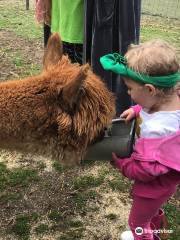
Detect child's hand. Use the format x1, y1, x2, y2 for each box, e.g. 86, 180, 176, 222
110, 152, 119, 168
177, 88, 180, 96
120, 108, 135, 121
176, 82, 180, 96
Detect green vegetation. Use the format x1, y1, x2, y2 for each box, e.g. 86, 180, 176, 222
35, 224, 49, 234
53, 161, 66, 173
8, 213, 39, 239
141, 15, 180, 48
72, 175, 104, 190
0, 3, 42, 39
12, 54, 25, 67
107, 168, 131, 193
0, 192, 22, 203
0, 1, 42, 79
11, 216, 31, 239
70, 174, 104, 212
105, 213, 118, 221
57, 228, 84, 240
0, 163, 39, 190
8, 168, 38, 187
164, 203, 180, 240
48, 211, 63, 222
67, 219, 83, 228
10, 214, 33, 239
72, 190, 98, 212
142, 0, 180, 19
18, 63, 41, 78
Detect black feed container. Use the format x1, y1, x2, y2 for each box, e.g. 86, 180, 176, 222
84, 118, 136, 161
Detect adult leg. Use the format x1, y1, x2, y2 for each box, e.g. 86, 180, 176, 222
73, 44, 83, 64
44, 23, 51, 47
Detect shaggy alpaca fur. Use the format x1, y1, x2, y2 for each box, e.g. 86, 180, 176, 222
0, 34, 115, 165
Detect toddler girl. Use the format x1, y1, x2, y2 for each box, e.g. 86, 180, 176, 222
100, 39, 180, 240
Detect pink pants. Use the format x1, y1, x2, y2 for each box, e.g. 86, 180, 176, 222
128, 195, 171, 240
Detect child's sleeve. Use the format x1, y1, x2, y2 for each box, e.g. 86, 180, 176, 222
131, 104, 142, 116
113, 154, 170, 182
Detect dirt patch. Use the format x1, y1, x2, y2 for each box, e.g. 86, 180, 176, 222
0, 29, 43, 81
0, 159, 130, 240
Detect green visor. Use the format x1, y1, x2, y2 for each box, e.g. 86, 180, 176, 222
100, 53, 180, 88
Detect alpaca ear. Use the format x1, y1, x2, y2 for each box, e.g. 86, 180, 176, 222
43, 33, 63, 70
62, 64, 89, 111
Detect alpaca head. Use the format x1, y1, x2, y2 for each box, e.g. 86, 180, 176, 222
43, 33, 115, 164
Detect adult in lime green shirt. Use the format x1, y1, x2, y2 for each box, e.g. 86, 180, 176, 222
51, 0, 84, 64
51, 0, 84, 44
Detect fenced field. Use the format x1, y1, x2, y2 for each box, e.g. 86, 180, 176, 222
0, 1, 180, 240
142, 0, 180, 19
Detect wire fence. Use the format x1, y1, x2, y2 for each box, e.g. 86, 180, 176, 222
6, 0, 180, 20
142, 0, 180, 19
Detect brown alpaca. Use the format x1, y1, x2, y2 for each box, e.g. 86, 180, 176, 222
0, 33, 115, 165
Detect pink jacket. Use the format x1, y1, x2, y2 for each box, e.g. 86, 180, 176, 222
114, 105, 180, 199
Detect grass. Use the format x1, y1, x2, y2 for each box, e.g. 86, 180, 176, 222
10, 215, 31, 239
71, 174, 104, 212
57, 229, 84, 240
72, 190, 99, 212
11, 53, 41, 77
72, 175, 104, 190
142, 0, 180, 19
105, 213, 118, 221
141, 15, 180, 48
52, 161, 68, 173
164, 203, 180, 240
8, 213, 39, 239
106, 167, 132, 193
8, 168, 39, 187
0, 46, 42, 79
12, 54, 25, 67
35, 213, 84, 239
20, 63, 42, 78
48, 211, 63, 222
0, 192, 22, 203
0, 2, 42, 40
0, 1, 42, 79
35, 224, 49, 234
108, 178, 130, 192
0, 162, 39, 191
67, 219, 84, 228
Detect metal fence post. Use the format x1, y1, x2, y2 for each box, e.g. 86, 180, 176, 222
26, 0, 29, 10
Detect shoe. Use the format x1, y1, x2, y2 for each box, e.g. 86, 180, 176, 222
151, 208, 169, 240
154, 234, 161, 240
120, 231, 134, 240
151, 209, 167, 230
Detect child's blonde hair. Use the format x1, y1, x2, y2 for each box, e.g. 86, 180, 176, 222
125, 39, 179, 79
125, 39, 180, 100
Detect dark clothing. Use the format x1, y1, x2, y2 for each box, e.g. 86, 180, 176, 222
44, 23, 51, 47
43, 25, 83, 64
63, 42, 83, 65
83, 0, 141, 115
